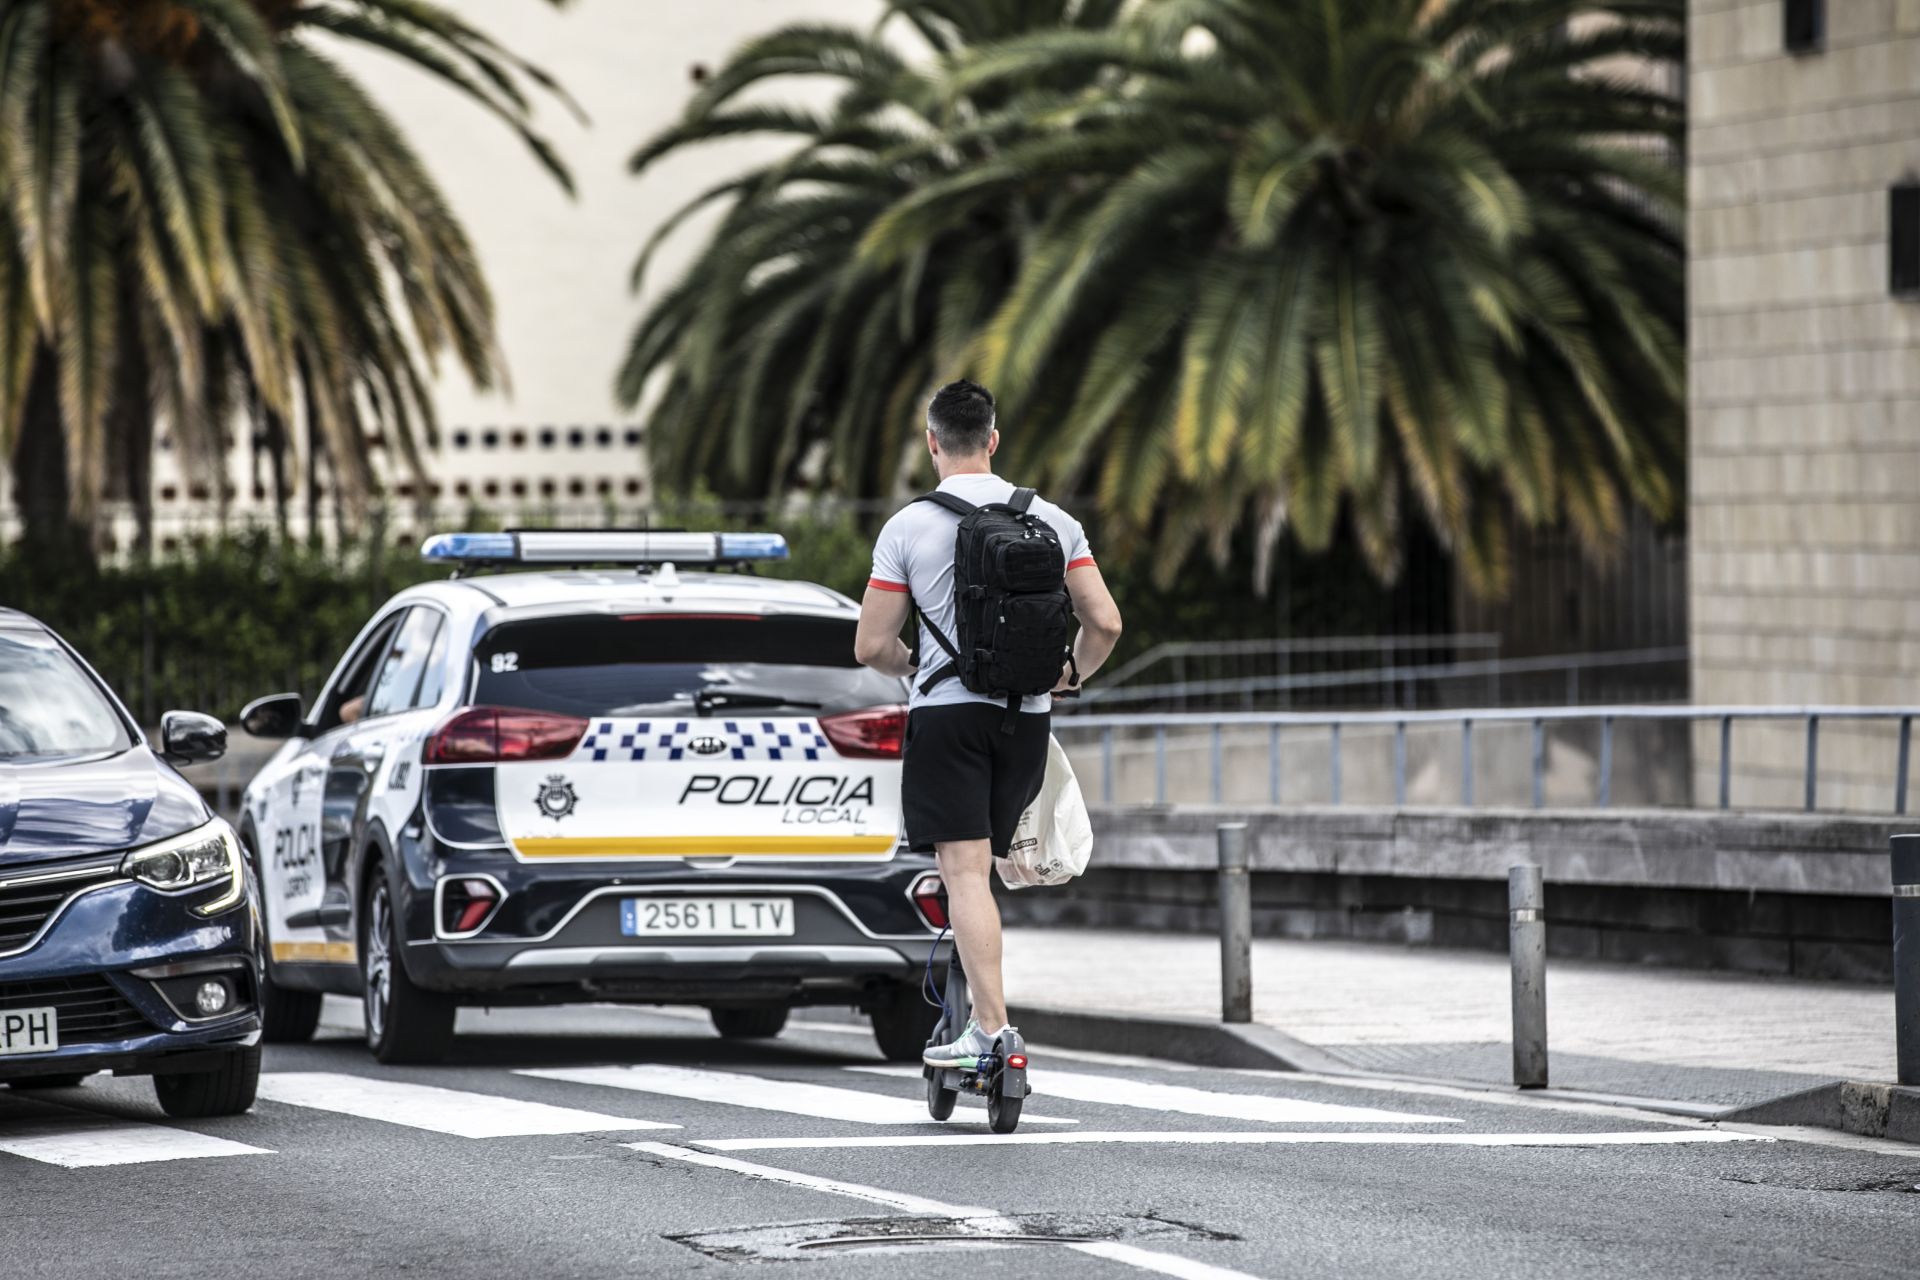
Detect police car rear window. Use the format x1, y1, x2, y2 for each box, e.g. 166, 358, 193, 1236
471, 614, 900, 718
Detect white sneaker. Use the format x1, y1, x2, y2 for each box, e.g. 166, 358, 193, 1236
922, 1017, 1003, 1069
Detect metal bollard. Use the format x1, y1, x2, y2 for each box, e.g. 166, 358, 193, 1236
1509, 864, 1548, 1089
1218, 823, 1252, 1024
1894, 835, 1920, 1085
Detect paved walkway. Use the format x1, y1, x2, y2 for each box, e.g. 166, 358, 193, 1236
1003, 928, 1896, 1107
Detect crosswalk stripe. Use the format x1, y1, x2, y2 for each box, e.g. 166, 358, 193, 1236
0, 1114, 271, 1168
255, 1072, 679, 1138
846, 1064, 1456, 1125
518, 1064, 1072, 1126
693, 1128, 1773, 1152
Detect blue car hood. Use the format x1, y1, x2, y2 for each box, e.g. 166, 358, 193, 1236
0, 747, 208, 867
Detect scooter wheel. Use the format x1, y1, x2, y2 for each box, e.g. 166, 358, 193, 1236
987, 1085, 1022, 1134
926, 1069, 957, 1121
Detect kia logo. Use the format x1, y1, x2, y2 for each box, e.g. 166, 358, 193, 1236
689, 735, 727, 756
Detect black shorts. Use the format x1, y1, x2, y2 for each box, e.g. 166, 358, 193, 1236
902, 704, 1050, 860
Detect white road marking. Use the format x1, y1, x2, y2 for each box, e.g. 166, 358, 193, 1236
255, 1072, 678, 1138
694, 1128, 1773, 1151
628, 1141, 993, 1216
628, 1141, 1262, 1280
848, 1064, 1456, 1125
0, 1115, 271, 1168
518, 1063, 1073, 1125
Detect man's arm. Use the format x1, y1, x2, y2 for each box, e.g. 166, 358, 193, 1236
1059, 563, 1122, 691
854, 586, 917, 679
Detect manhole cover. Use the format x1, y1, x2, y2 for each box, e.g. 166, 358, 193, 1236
669, 1212, 1235, 1262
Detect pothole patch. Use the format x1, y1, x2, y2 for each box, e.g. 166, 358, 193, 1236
668, 1212, 1236, 1262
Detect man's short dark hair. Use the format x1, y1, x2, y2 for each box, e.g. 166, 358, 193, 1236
926, 380, 996, 455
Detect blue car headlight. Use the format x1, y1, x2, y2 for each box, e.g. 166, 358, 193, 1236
120, 819, 245, 917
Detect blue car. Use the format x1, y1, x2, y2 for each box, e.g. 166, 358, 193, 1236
0, 609, 262, 1117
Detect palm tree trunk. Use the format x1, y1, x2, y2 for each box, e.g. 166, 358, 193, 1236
11, 347, 88, 561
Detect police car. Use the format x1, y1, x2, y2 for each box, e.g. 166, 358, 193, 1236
236, 531, 948, 1064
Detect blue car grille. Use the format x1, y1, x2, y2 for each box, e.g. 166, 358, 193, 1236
0, 976, 153, 1044
0, 867, 122, 953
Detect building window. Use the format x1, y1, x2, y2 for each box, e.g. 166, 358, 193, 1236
451, 430, 470, 449
483, 480, 500, 497
1784, 0, 1823, 53
567, 428, 585, 448
624, 479, 643, 496
538, 428, 556, 448
594, 427, 613, 447
509, 429, 527, 448
1893, 182, 1920, 298
568, 479, 585, 497
510, 480, 527, 497
540, 479, 556, 498
623, 428, 643, 447
481, 430, 500, 449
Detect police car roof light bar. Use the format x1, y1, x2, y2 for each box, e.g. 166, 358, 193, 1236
419, 530, 790, 570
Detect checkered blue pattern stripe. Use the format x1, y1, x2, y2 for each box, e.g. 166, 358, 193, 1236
575, 718, 832, 763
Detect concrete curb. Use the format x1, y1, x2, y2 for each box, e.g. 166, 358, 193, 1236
1722, 1081, 1920, 1143
1009, 1003, 1920, 1142
1006, 1005, 1354, 1075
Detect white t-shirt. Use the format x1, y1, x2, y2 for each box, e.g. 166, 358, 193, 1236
869, 473, 1094, 713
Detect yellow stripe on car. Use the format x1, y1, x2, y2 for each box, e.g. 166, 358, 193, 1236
512, 835, 898, 858
271, 940, 357, 964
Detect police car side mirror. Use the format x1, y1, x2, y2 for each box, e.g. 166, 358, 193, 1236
240, 692, 307, 740
159, 711, 227, 766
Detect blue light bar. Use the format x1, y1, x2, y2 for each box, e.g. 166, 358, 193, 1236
717, 532, 790, 562
419, 531, 790, 567
421, 532, 516, 562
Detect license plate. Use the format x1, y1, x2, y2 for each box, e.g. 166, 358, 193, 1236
620, 898, 794, 937
0, 1007, 58, 1055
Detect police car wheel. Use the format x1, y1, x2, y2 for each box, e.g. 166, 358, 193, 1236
709, 1005, 789, 1040
8, 1074, 89, 1089
241, 827, 323, 1044
153, 1045, 260, 1119
361, 872, 456, 1065
870, 985, 941, 1063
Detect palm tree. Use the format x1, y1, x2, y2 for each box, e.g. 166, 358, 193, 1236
865, 0, 1685, 591
0, 0, 575, 553
618, 0, 1124, 503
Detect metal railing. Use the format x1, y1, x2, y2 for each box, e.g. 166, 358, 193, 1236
1053, 705, 1920, 815
1081, 645, 1689, 711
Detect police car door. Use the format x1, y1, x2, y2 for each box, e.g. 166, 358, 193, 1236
263, 610, 406, 965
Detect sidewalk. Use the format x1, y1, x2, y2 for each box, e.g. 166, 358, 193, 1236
1003, 928, 1896, 1109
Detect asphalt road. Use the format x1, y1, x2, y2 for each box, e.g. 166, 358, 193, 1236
0, 1002, 1915, 1279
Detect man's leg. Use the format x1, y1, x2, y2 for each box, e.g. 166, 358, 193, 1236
934, 836, 1007, 1032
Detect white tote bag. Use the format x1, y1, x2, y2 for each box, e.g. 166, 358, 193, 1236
997, 735, 1094, 890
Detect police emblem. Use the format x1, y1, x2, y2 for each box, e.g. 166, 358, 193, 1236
534, 774, 578, 821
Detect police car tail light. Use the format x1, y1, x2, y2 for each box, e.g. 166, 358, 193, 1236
424, 706, 587, 764
819, 705, 907, 759
441, 877, 502, 937
908, 872, 947, 930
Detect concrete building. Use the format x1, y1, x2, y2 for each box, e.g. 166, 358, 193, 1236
1688, 0, 1920, 810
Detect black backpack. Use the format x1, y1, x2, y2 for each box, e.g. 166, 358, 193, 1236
911, 487, 1076, 729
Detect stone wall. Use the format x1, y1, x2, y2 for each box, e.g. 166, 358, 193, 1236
994, 805, 1900, 981
1688, 0, 1920, 811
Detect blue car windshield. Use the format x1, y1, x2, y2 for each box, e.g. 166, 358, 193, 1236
0, 631, 131, 760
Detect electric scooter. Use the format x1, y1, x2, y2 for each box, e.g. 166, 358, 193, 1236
923, 948, 1030, 1133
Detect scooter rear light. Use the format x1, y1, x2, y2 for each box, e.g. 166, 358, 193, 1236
424, 706, 587, 764
908, 872, 947, 930
820, 705, 907, 759
1007, 1054, 1027, 1070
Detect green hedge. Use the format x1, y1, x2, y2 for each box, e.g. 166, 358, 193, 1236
0, 510, 1431, 724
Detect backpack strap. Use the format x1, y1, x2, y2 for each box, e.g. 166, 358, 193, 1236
913, 490, 977, 518
912, 604, 962, 696
1008, 487, 1036, 513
